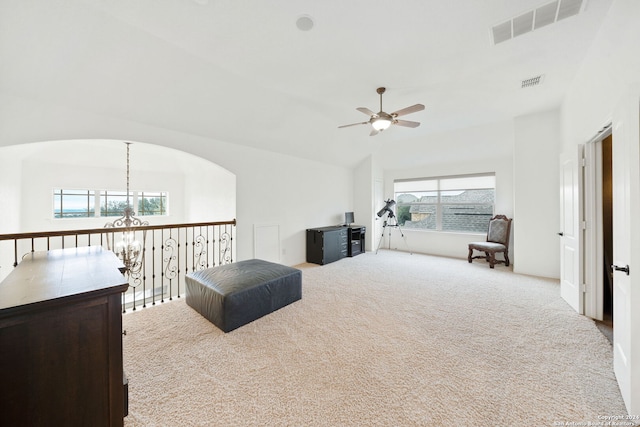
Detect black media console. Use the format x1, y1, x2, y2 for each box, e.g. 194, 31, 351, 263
306, 225, 366, 265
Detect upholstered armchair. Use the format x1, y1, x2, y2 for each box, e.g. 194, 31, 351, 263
468, 215, 512, 269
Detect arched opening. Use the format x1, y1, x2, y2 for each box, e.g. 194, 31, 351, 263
0, 139, 236, 234
0, 139, 236, 284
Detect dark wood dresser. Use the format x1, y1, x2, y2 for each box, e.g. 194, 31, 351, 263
0, 246, 129, 427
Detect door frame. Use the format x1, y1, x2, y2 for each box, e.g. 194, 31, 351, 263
583, 123, 612, 320
580, 95, 640, 414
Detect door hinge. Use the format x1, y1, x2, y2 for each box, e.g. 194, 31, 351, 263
581, 283, 587, 293
582, 221, 587, 230
581, 157, 586, 167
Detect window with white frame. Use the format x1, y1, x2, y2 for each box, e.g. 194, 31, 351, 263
100, 190, 131, 217
53, 189, 96, 218
393, 174, 495, 233
53, 189, 168, 219
137, 192, 167, 216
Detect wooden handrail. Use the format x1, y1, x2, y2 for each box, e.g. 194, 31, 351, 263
0, 219, 236, 241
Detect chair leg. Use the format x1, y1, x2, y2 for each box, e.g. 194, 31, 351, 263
504, 252, 510, 267
489, 252, 496, 268
468, 247, 473, 263
484, 252, 490, 262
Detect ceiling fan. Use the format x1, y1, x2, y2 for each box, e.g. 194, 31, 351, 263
338, 87, 425, 136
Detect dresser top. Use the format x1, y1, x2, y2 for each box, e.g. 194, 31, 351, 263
307, 225, 365, 232
0, 246, 129, 312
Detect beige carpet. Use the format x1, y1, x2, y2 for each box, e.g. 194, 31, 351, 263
122, 250, 627, 426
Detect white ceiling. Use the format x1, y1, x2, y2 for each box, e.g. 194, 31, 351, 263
0, 0, 613, 168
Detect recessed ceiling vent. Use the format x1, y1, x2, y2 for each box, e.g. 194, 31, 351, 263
492, 0, 583, 45
522, 75, 545, 88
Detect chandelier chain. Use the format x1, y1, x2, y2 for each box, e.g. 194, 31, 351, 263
126, 142, 131, 208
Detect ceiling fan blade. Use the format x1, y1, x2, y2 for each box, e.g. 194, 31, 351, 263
391, 104, 425, 117
394, 119, 421, 128
369, 129, 379, 137
338, 121, 369, 129
356, 107, 376, 116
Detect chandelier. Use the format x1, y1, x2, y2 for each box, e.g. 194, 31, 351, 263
104, 142, 148, 278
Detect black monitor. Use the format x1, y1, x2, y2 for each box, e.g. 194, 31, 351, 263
345, 211, 354, 226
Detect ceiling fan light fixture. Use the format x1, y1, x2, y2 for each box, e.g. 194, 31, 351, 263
372, 118, 392, 131
338, 87, 424, 135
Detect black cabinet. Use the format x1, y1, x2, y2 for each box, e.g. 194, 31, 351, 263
306, 226, 366, 265
306, 226, 348, 265
348, 226, 366, 257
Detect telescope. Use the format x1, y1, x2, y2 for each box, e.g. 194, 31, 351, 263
377, 199, 396, 218
375, 198, 411, 254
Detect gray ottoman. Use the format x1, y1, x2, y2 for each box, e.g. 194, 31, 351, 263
185, 259, 302, 332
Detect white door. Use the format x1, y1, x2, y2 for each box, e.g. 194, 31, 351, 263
559, 146, 584, 313
612, 96, 640, 413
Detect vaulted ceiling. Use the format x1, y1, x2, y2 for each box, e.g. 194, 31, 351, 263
0, 0, 613, 168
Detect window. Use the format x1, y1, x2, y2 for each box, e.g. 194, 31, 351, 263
54, 189, 168, 218
138, 192, 167, 216
53, 189, 96, 218
100, 190, 131, 217
393, 174, 495, 233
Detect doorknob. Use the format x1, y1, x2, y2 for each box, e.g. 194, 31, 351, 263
612, 264, 630, 275
557, 232, 564, 236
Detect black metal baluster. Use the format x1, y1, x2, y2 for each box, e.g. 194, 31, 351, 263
152, 229, 157, 306
13, 240, 18, 267
162, 229, 167, 304
191, 226, 195, 274
206, 226, 211, 268
174, 229, 181, 301
158, 229, 164, 305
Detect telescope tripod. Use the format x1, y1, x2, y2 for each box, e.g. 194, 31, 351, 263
375, 213, 412, 254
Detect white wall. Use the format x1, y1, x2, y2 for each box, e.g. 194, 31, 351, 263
209, 140, 352, 265
0, 139, 239, 280
353, 155, 385, 253
561, 0, 640, 152
513, 110, 561, 278
0, 96, 352, 267
560, 0, 640, 413
382, 120, 515, 260
0, 145, 24, 234
0, 139, 238, 232
20, 160, 186, 231
183, 164, 236, 224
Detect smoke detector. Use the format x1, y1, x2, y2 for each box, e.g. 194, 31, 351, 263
296, 15, 315, 31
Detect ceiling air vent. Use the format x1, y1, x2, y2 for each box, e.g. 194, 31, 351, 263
513, 11, 535, 37
492, 21, 512, 44
522, 75, 545, 88
557, 0, 583, 21
491, 0, 583, 45
534, 1, 559, 29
